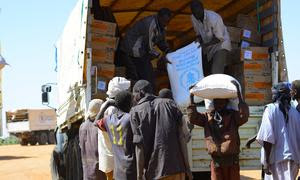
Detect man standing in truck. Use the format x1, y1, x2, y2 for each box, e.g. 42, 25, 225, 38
190, 0, 231, 76
120, 8, 172, 88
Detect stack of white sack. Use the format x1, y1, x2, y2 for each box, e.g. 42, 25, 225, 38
190, 74, 242, 111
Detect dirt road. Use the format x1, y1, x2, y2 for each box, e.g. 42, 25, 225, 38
0, 144, 263, 179
0, 144, 54, 180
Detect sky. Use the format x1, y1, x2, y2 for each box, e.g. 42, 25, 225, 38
0, 1, 299, 136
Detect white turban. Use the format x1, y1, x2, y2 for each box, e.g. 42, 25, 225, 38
106, 77, 131, 98
86, 99, 103, 120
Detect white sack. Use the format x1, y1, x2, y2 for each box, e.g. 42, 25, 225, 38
190, 74, 240, 99
204, 98, 239, 111
167, 42, 204, 107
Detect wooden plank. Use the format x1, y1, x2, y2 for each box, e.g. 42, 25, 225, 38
111, 0, 149, 11
120, 0, 154, 34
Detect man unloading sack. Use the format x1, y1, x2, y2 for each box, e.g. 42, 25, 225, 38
190, 0, 231, 76
120, 8, 172, 88
187, 81, 249, 180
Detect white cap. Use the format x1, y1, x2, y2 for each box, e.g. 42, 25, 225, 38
107, 77, 131, 98
86, 99, 103, 120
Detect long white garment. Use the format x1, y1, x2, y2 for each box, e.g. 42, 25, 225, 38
98, 105, 117, 173
191, 10, 231, 61
264, 160, 299, 180
256, 103, 300, 179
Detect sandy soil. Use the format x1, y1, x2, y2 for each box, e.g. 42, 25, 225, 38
0, 144, 284, 180
0, 144, 54, 180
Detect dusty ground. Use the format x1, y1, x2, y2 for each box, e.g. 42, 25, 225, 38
0, 144, 274, 180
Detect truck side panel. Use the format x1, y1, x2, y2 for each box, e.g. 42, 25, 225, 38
28, 109, 56, 131
7, 121, 30, 133
56, 0, 89, 127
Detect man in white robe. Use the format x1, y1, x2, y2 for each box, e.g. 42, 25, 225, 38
256, 82, 300, 180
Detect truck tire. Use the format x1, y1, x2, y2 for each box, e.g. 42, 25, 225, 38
20, 139, 28, 146
38, 132, 48, 145
29, 137, 37, 145
48, 131, 55, 144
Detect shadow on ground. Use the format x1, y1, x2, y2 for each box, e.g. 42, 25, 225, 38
0, 156, 31, 160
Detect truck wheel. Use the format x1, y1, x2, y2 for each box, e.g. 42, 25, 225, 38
38, 132, 48, 145
20, 139, 28, 146
29, 138, 37, 145
48, 131, 55, 144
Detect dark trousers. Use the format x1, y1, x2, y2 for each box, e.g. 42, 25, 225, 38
210, 161, 240, 180
202, 49, 229, 76
121, 51, 155, 90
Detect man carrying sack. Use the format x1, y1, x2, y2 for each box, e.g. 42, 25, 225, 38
187, 77, 249, 180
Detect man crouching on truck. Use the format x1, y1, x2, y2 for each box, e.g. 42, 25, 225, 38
120, 8, 172, 88
187, 81, 249, 180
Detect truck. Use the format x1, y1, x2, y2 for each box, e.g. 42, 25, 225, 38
6, 109, 56, 145
50, 0, 287, 174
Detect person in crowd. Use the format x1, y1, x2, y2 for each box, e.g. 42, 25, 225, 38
97, 77, 131, 180
120, 8, 172, 88
158, 88, 174, 99
97, 91, 136, 180
79, 99, 106, 180
256, 82, 300, 180
190, 0, 231, 76
291, 80, 300, 111
50, 127, 66, 180
130, 80, 187, 180
158, 88, 193, 180
187, 81, 249, 180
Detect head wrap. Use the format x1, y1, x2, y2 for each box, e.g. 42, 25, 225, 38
133, 80, 153, 94
158, 88, 173, 100
271, 82, 291, 123
106, 77, 131, 98
86, 99, 103, 120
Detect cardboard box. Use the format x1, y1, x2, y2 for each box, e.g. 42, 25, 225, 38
227, 26, 242, 43
240, 40, 260, 49
241, 47, 269, 61
241, 29, 261, 44
236, 14, 258, 32
245, 75, 272, 89
115, 66, 126, 77
90, 19, 116, 37
245, 89, 272, 106
93, 63, 115, 79
92, 47, 115, 64
243, 59, 271, 75
244, 74, 272, 83
90, 36, 118, 50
